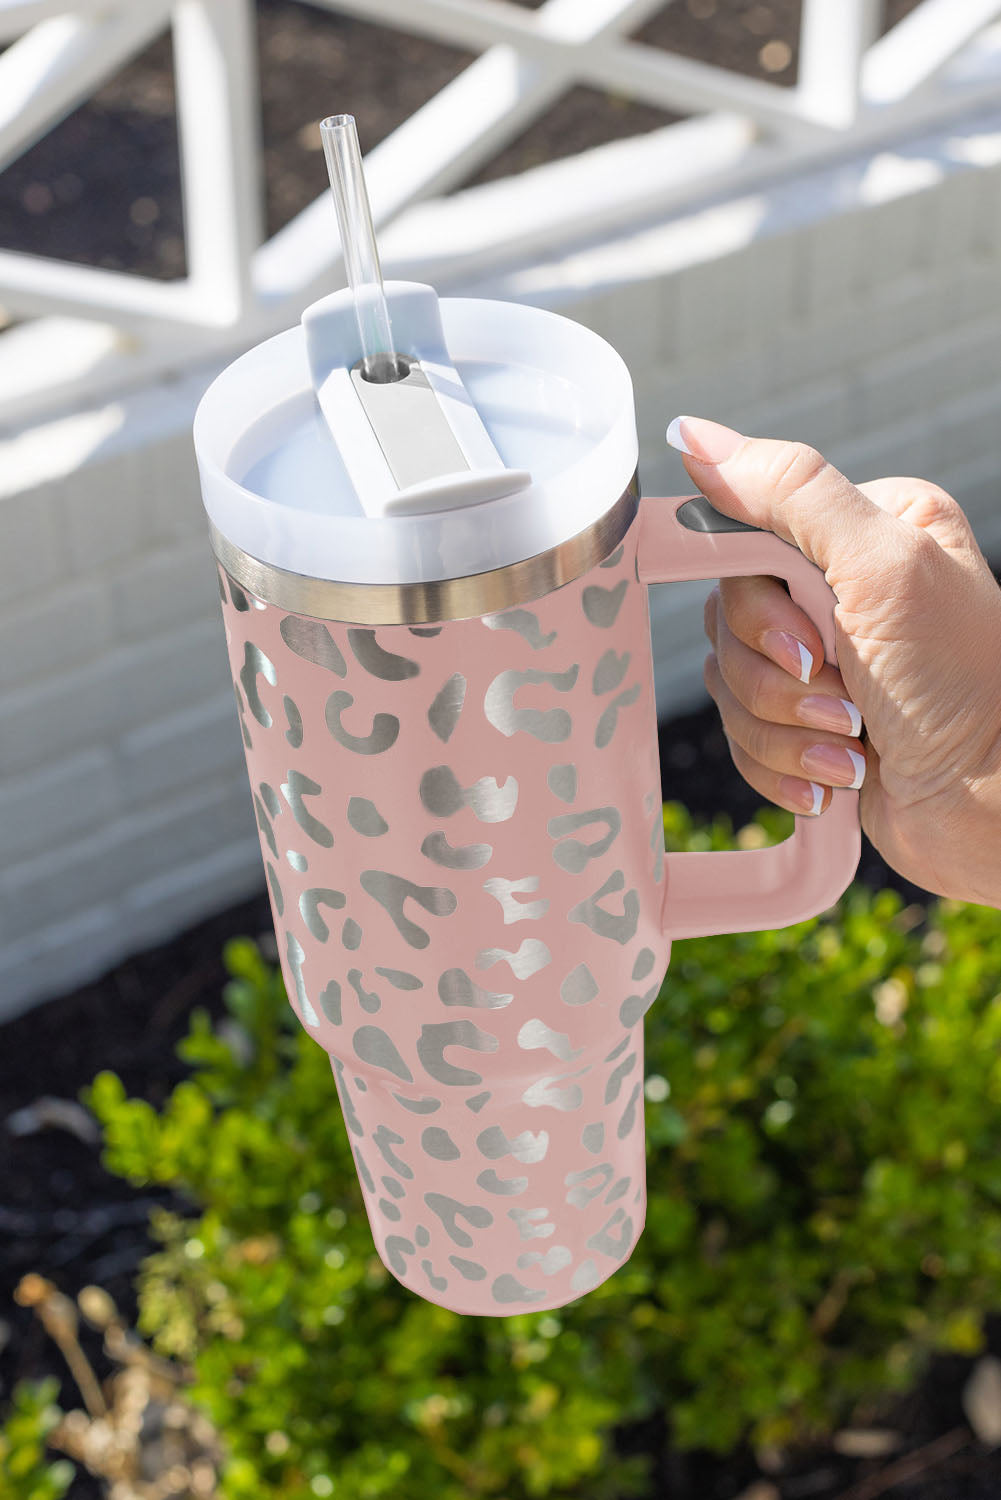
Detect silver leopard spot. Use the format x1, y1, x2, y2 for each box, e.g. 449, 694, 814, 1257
352, 1026, 414, 1083
587, 1207, 634, 1260
417, 1020, 499, 1087
595, 683, 641, 749
254, 795, 278, 857
476, 1126, 549, 1165
484, 666, 579, 742
605, 1052, 637, 1104
422, 1259, 448, 1292
581, 1122, 604, 1154
421, 831, 493, 870
332, 1057, 364, 1137
618, 1082, 642, 1140
348, 628, 419, 680
239, 642, 276, 727
466, 775, 519, 823
372, 1123, 414, 1179
517, 1245, 572, 1275
228, 577, 250, 611
379, 1198, 402, 1221
561, 963, 598, 1007
599, 544, 624, 570
376, 967, 423, 991
482, 608, 557, 650
233, 682, 253, 750
424, 1192, 493, 1247
427, 673, 466, 743
566, 1163, 614, 1208
439, 969, 512, 1010
477, 1168, 527, 1196
266, 863, 284, 917
570, 1258, 600, 1293
285, 932, 318, 1027
298, 887, 346, 943
280, 616, 346, 674
259, 782, 280, 817
449, 1255, 487, 1281
548, 807, 622, 873
592, 649, 630, 695
421, 1126, 461, 1161
414, 1223, 430, 1246
650, 808, 665, 882
284, 695, 303, 749
521, 1070, 588, 1112
360, 870, 456, 949
281, 770, 335, 848
475, 938, 551, 980
605, 1034, 631, 1064
419, 766, 464, 818
347, 797, 389, 837
392, 1094, 441, 1114
632, 947, 656, 981
569, 870, 639, 945
508, 1206, 555, 1240
620, 981, 660, 1028
517, 1019, 582, 1062
465, 1091, 491, 1113
319, 980, 341, 1025
483, 875, 548, 924
286, 849, 308, 873
582, 578, 627, 628
492, 1274, 546, 1305
326, 691, 400, 755
342, 918, 363, 951
383, 1235, 415, 1276
606, 1176, 631, 1204
409, 626, 442, 637
547, 763, 577, 804
348, 969, 380, 1014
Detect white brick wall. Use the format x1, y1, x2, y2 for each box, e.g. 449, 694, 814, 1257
3, 114, 1001, 1018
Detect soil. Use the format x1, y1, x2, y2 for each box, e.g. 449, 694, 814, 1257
1, 1, 993, 1495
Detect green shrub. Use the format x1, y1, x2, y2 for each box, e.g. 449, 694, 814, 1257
9, 799, 1001, 1498
0, 1380, 73, 1500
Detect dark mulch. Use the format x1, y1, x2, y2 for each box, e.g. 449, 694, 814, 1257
4, 693, 1001, 1500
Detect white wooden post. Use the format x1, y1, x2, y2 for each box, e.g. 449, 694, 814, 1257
173, 0, 264, 323
798, 0, 881, 128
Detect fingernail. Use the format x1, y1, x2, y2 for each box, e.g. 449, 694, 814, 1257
666, 416, 745, 463
763, 629, 814, 684
801, 744, 867, 789
780, 777, 827, 815
797, 694, 863, 737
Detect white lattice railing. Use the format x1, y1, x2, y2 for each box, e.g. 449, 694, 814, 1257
2, 0, 1001, 430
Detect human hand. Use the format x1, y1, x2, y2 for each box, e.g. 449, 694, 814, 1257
666, 416, 1001, 907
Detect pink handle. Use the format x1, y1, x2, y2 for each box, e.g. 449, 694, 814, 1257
638, 494, 861, 940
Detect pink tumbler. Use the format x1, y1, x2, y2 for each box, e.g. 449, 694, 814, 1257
193, 119, 860, 1315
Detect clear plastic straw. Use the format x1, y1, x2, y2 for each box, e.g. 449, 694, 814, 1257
320, 114, 404, 383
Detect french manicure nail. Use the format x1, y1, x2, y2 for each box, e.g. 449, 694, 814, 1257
781, 777, 826, 815
666, 415, 745, 463
797, 694, 863, 737
763, 629, 814, 684
801, 744, 867, 789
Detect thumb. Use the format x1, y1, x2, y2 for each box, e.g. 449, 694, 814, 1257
665, 416, 917, 594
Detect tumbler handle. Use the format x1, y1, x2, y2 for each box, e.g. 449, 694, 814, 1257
637, 494, 861, 941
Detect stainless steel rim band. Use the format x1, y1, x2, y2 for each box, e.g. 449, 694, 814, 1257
209, 480, 638, 625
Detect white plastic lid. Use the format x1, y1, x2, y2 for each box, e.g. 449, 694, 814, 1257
193, 283, 638, 586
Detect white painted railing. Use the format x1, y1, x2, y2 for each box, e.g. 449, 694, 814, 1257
2, 0, 1001, 430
